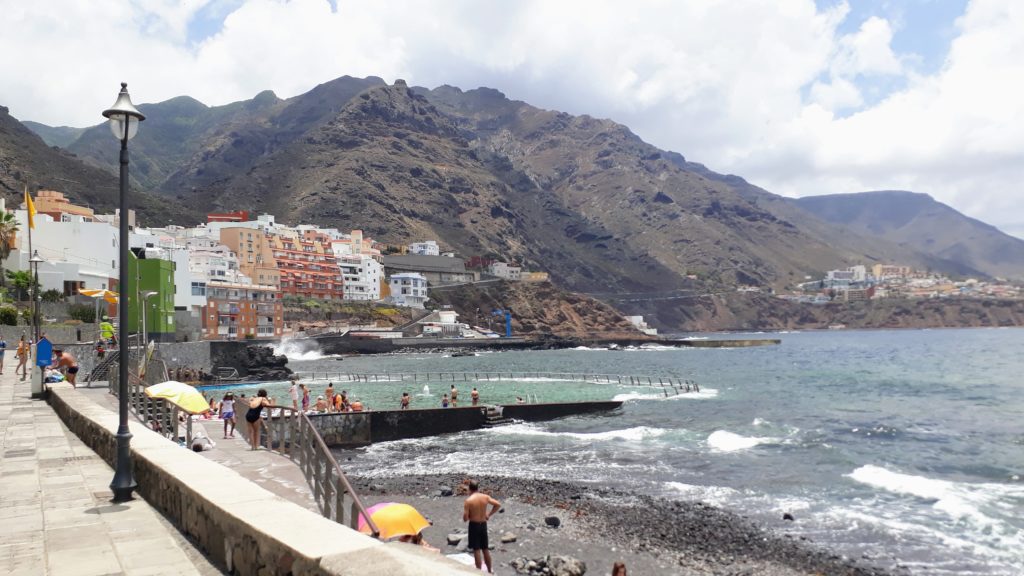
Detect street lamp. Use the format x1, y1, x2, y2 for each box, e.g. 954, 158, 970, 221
140, 290, 158, 346
29, 251, 44, 345
103, 82, 145, 503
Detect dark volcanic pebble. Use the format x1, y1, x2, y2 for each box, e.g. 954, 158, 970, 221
350, 473, 893, 576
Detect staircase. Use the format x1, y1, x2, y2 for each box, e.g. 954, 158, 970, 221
481, 406, 513, 428
86, 351, 120, 383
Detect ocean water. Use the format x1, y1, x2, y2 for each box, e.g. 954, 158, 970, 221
241, 329, 1024, 575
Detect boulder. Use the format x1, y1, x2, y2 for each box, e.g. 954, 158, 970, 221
500, 531, 517, 543
447, 532, 465, 546
544, 516, 561, 528
548, 555, 586, 576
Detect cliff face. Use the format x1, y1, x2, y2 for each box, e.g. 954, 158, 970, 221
615, 293, 1024, 332
428, 280, 646, 339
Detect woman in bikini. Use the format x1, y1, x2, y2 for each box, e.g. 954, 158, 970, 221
245, 389, 273, 450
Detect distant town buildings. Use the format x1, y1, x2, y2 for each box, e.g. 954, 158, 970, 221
407, 240, 440, 256
388, 273, 428, 308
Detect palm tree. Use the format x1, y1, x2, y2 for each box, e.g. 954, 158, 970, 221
0, 211, 19, 288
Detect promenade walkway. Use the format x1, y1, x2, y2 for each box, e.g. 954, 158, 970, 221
0, 369, 221, 576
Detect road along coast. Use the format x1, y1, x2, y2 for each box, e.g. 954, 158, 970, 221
348, 473, 897, 576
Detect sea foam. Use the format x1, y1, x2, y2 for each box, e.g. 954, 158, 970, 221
707, 430, 776, 452
487, 422, 668, 442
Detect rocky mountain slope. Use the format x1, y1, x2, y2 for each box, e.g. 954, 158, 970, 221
796, 191, 1024, 280
428, 280, 646, 339
0, 105, 190, 223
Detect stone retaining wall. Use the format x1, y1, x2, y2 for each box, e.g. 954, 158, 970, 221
46, 383, 479, 575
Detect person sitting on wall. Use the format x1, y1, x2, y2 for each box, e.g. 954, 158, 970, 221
350, 399, 364, 412
314, 396, 328, 412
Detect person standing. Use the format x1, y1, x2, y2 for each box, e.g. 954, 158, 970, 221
300, 383, 310, 412
0, 336, 6, 374
288, 379, 299, 410
471, 387, 480, 406
325, 382, 336, 412
400, 392, 410, 409
463, 480, 501, 573
15, 336, 29, 380
52, 349, 79, 387
220, 393, 236, 438
450, 384, 459, 407
245, 389, 273, 450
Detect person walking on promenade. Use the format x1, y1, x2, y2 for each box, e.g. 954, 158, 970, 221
15, 336, 29, 380
0, 336, 6, 374
450, 384, 459, 407
471, 387, 480, 406
300, 383, 310, 411
463, 480, 501, 573
401, 392, 410, 409
245, 389, 273, 450
220, 393, 236, 438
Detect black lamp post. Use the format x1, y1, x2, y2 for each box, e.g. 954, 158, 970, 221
29, 251, 44, 344
103, 82, 145, 503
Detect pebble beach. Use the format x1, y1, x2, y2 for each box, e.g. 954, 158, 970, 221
349, 473, 895, 576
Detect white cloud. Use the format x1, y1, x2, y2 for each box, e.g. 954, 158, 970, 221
0, 0, 1021, 237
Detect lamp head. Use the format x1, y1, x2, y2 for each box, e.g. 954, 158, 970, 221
102, 82, 145, 141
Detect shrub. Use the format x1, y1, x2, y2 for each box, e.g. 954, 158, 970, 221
67, 303, 96, 323
41, 289, 64, 303
0, 306, 18, 326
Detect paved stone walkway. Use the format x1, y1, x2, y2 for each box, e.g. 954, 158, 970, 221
0, 369, 222, 576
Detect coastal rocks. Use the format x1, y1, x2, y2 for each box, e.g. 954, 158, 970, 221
783, 513, 795, 521
510, 555, 586, 576
243, 346, 293, 380
438, 486, 454, 497
447, 530, 466, 545
501, 531, 517, 543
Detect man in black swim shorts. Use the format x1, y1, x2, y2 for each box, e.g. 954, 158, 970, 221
462, 479, 502, 573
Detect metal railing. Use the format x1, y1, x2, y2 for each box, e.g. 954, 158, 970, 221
292, 371, 700, 397
246, 405, 379, 536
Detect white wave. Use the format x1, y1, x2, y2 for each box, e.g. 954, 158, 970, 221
273, 337, 335, 361
848, 465, 1024, 525
752, 417, 769, 426
664, 481, 738, 505
612, 392, 664, 402
707, 430, 776, 452
668, 387, 718, 400
485, 422, 668, 442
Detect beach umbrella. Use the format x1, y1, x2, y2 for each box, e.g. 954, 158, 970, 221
357, 502, 430, 540
79, 289, 119, 326
79, 288, 119, 303
144, 380, 209, 414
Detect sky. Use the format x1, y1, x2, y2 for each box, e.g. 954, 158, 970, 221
2, 0, 1023, 238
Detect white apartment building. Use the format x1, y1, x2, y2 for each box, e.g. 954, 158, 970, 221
6, 210, 118, 294
338, 254, 382, 301
488, 262, 522, 281
332, 229, 380, 257
407, 240, 440, 256
388, 273, 428, 309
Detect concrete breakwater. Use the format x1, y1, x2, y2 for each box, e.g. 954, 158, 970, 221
241, 401, 624, 448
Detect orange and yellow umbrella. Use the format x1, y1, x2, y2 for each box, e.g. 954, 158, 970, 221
79, 288, 119, 304
145, 381, 210, 414
357, 502, 430, 540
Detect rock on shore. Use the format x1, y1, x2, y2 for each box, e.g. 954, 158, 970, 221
350, 474, 894, 576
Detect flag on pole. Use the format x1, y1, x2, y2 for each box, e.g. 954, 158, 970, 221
24, 186, 36, 229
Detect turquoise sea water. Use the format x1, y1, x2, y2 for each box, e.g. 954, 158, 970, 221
215, 329, 1024, 575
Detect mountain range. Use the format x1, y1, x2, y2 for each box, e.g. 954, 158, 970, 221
4, 75, 1022, 328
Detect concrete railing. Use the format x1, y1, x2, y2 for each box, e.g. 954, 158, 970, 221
46, 383, 480, 575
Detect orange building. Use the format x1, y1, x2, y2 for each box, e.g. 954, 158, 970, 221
270, 233, 344, 300
34, 190, 95, 221
218, 228, 281, 289
201, 281, 283, 340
